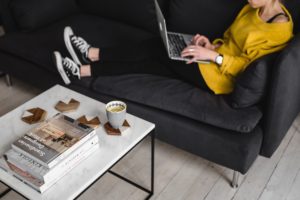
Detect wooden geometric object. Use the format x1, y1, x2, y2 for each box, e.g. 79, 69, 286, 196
21, 107, 47, 124
77, 115, 101, 129
55, 98, 80, 113
104, 120, 130, 136
123, 120, 130, 127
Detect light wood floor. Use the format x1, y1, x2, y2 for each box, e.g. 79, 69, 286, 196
0, 78, 300, 200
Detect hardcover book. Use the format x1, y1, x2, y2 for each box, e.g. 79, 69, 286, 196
12, 113, 96, 168
6, 135, 99, 183
0, 143, 99, 193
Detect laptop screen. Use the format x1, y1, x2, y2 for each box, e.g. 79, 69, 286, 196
154, 0, 170, 53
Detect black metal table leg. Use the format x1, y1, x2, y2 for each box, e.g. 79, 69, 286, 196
108, 129, 155, 200
147, 129, 155, 199
0, 180, 29, 199
0, 187, 11, 198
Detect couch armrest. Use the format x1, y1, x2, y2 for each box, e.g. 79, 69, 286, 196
261, 33, 300, 157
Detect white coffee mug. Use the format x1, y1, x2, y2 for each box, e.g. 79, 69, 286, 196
106, 101, 127, 129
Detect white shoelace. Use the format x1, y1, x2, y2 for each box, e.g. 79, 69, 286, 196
71, 36, 90, 57
63, 58, 80, 78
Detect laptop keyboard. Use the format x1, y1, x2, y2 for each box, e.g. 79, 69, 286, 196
168, 33, 187, 57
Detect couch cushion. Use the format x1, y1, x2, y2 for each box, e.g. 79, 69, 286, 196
0, 14, 154, 78
167, 0, 246, 40
92, 74, 262, 133
76, 0, 157, 33
77, 84, 263, 173
9, 0, 78, 31
230, 53, 278, 109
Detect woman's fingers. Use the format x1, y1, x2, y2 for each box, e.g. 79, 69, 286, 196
193, 34, 201, 39
181, 48, 197, 57
186, 60, 193, 64
195, 38, 205, 46
181, 52, 195, 58
186, 57, 198, 64
181, 45, 210, 63
181, 49, 199, 61
195, 36, 209, 46
193, 35, 201, 45
182, 45, 198, 51
191, 34, 201, 44
182, 45, 200, 53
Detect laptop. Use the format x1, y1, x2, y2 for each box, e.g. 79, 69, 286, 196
154, 0, 209, 63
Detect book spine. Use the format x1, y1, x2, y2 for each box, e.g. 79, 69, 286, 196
0, 158, 43, 192
6, 150, 46, 181
11, 144, 49, 168
7, 135, 99, 183
42, 135, 99, 183
0, 144, 99, 193
47, 129, 97, 168
39, 144, 100, 193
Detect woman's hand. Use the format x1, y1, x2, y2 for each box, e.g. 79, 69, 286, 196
181, 45, 219, 64
213, 43, 222, 50
191, 34, 215, 50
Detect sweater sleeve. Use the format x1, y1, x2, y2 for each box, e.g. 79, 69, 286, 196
220, 41, 289, 76
219, 53, 250, 76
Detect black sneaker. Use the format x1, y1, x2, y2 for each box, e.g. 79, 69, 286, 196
53, 51, 80, 85
64, 26, 91, 65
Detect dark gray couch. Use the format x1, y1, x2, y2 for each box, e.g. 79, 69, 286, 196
0, 0, 300, 186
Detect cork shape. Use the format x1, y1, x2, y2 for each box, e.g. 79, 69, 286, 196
21, 107, 47, 124
77, 115, 101, 129
55, 98, 80, 113
104, 120, 130, 136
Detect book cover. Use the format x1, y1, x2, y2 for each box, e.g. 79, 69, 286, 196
12, 113, 96, 168
0, 143, 99, 193
6, 135, 99, 183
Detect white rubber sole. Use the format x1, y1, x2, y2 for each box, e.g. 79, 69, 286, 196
64, 26, 82, 65
54, 51, 71, 85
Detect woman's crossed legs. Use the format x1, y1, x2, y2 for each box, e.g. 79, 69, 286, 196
53, 26, 210, 91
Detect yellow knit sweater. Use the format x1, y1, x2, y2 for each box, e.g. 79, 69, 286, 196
198, 3, 294, 94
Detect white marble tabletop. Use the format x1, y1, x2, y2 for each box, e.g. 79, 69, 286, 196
0, 85, 155, 200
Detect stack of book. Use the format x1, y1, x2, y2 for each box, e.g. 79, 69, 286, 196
0, 113, 99, 193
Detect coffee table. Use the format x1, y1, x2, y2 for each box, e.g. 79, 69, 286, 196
0, 85, 155, 200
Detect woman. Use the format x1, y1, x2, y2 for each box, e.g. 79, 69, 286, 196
54, 0, 293, 94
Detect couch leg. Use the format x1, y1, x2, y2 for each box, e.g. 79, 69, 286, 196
5, 74, 12, 87
231, 171, 239, 188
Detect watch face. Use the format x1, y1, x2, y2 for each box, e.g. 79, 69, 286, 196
216, 55, 223, 65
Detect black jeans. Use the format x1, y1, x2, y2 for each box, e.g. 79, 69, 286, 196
91, 37, 210, 91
